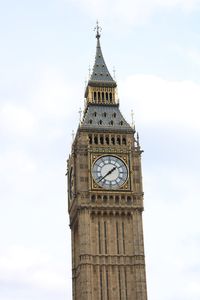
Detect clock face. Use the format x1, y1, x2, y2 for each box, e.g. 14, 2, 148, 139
92, 155, 128, 189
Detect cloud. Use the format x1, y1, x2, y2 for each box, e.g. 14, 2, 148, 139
30, 67, 81, 142
32, 67, 78, 119
0, 66, 81, 143
117, 74, 200, 300
119, 74, 200, 130
144, 165, 200, 300
0, 245, 66, 292
0, 150, 37, 189
67, 0, 200, 25
0, 104, 37, 137
179, 47, 200, 66
186, 48, 200, 65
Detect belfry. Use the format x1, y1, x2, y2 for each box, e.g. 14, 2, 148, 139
67, 24, 148, 300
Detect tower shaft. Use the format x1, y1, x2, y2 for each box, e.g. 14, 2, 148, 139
67, 27, 148, 300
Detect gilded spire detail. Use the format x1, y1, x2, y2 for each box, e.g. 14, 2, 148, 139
94, 20, 102, 39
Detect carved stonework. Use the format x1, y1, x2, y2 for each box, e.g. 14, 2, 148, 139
67, 28, 147, 300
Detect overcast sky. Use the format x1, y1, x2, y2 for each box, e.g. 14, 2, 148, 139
0, 0, 200, 299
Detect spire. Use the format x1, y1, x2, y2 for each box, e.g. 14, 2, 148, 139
95, 20, 101, 39
88, 22, 116, 88
84, 23, 118, 105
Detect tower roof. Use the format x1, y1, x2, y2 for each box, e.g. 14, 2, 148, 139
87, 25, 117, 89
80, 104, 133, 133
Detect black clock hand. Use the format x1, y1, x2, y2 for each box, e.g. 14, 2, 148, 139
98, 166, 116, 183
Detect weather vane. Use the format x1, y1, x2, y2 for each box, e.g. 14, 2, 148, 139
94, 20, 102, 38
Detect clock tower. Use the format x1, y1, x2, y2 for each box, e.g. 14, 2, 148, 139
67, 25, 148, 300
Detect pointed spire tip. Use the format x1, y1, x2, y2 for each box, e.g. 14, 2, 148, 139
94, 20, 102, 39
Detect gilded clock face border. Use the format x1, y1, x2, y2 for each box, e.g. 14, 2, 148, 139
90, 153, 131, 191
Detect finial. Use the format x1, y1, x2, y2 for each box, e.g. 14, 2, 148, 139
85, 77, 87, 88
88, 65, 91, 77
131, 109, 135, 128
137, 132, 140, 145
78, 107, 82, 123
72, 130, 75, 141
94, 20, 102, 39
113, 67, 116, 80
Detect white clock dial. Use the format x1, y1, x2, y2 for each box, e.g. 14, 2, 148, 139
92, 155, 128, 189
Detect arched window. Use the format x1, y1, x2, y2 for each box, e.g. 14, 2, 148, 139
109, 93, 112, 101
98, 92, 101, 101
91, 195, 96, 201
103, 195, 107, 201
88, 135, 92, 144
102, 92, 104, 102
115, 195, 119, 203
94, 136, 98, 144
111, 137, 115, 144
94, 92, 96, 101
105, 136, 109, 144
122, 137, 126, 145
100, 135, 104, 144
127, 196, 132, 204
106, 92, 108, 101
117, 137, 121, 144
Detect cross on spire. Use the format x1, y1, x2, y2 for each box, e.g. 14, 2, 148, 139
94, 20, 102, 39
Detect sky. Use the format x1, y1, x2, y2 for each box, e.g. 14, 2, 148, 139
0, 0, 200, 299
